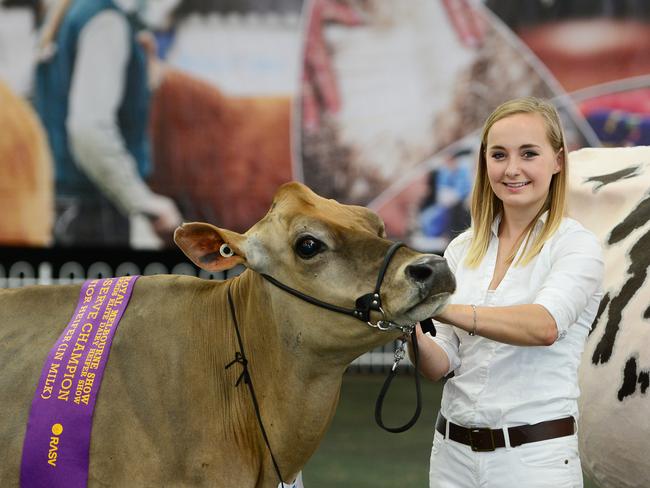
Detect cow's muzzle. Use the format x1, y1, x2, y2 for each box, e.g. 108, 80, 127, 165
406, 254, 456, 298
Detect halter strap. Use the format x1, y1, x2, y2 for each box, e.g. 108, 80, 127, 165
261, 241, 406, 327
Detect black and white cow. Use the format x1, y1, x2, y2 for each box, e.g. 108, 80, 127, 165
568, 146, 650, 488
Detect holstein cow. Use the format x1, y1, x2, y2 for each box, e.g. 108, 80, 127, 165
0, 182, 455, 487
569, 146, 650, 488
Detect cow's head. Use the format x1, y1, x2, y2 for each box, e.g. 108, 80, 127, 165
174, 182, 455, 356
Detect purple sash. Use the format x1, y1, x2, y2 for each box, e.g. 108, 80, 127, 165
20, 276, 140, 488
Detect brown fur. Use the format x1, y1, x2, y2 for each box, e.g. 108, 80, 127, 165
149, 69, 293, 233
0, 80, 53, 246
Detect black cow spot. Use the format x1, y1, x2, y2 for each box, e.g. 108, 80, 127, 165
585, 164, 642, 192
618, 356, 650, 401
640, 371, 650, 395
592, 196, 650, 365
588, 292, 610, 337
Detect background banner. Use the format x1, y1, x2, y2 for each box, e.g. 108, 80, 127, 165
1, 0, 649, 275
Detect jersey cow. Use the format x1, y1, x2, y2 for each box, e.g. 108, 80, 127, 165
0, 182, 454, 487
569, 146, 650, 488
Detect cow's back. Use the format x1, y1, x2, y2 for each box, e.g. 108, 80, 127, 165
0, 275, 262, 486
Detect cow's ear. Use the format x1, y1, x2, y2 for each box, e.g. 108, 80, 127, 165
174, 222, 247, 272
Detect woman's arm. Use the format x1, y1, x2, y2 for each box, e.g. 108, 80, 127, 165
436, 224, 604, 347
434, 304, 558, 346
408, 319, 462, 381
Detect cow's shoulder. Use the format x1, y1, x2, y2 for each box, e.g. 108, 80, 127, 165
128, 274, 225, 311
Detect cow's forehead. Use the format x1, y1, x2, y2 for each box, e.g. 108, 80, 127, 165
265, 182, 384, 236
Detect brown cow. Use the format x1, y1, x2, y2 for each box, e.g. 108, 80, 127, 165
0, 182, 454, 487
0, 80, 53, 246
149, 68, 293, 233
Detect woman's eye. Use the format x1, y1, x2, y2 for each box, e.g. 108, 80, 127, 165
295, 236, 324, 259
522, 151, 538, 159
490, 152, 505, 160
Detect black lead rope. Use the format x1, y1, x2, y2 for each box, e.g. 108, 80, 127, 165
225, 285, 287, 487
374, 318, 435, 433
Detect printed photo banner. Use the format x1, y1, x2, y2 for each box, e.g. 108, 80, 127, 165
20, 275, 140, 488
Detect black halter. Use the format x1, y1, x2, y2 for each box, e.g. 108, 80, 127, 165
260, 241, 412, 332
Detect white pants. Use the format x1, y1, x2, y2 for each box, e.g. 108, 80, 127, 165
279, 471, 304, 488
429, 430, 583, 488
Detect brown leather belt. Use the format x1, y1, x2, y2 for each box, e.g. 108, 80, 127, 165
435, 414, 575, 452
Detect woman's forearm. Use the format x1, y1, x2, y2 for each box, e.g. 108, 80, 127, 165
434, 304, 558, 346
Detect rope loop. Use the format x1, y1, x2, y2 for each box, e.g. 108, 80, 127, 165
225, 351, 250, 387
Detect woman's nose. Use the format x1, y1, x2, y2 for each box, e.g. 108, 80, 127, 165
504, 158, 521, 177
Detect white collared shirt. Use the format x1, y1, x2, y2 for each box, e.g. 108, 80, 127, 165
431, 213, 604, 428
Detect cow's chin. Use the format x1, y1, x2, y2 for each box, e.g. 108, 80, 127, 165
396, 292, 451, 324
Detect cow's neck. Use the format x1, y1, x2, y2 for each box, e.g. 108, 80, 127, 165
216, 270, 351, 484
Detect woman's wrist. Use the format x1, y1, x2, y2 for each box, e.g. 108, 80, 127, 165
435, 304, 479, 336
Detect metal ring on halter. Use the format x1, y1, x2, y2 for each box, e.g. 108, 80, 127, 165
366, 305, 387, 328
366, 306, 403, 331
367, 319, 415, 334
374, 320, 394, 331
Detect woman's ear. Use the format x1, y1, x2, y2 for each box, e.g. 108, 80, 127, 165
554, 148, 564, 174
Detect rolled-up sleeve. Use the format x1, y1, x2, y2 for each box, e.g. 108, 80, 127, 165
431, 235, 464, 373
534, 227, 604, 338
430, 322, 461, 374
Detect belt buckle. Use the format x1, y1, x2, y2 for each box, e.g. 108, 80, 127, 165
469, 427, 496, 452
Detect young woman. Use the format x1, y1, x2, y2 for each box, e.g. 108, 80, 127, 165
415, 97, 604, 487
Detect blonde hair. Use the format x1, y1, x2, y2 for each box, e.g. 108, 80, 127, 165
464, 97, 568, 268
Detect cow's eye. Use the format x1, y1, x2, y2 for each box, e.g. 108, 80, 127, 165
295, 236, 324, 259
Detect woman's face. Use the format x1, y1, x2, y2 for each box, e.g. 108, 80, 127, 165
485, 113, 562, 216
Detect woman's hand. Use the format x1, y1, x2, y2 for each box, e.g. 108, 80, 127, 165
407, 322, 452, 381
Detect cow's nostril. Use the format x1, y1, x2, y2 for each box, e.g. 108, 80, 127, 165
406, 263, 433, 283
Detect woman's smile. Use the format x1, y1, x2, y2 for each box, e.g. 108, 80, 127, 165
503, 181, 531, 191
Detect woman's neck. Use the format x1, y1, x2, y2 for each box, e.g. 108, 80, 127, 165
500, 202, 545, 239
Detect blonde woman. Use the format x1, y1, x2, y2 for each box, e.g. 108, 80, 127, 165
415, 97, 603, 487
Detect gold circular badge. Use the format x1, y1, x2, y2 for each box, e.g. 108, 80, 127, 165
51, 423, 63, 436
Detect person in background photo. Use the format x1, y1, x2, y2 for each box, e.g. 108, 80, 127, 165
412, 97, 603, 487
418, 148, 473, 248
34, 0, 182, 247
